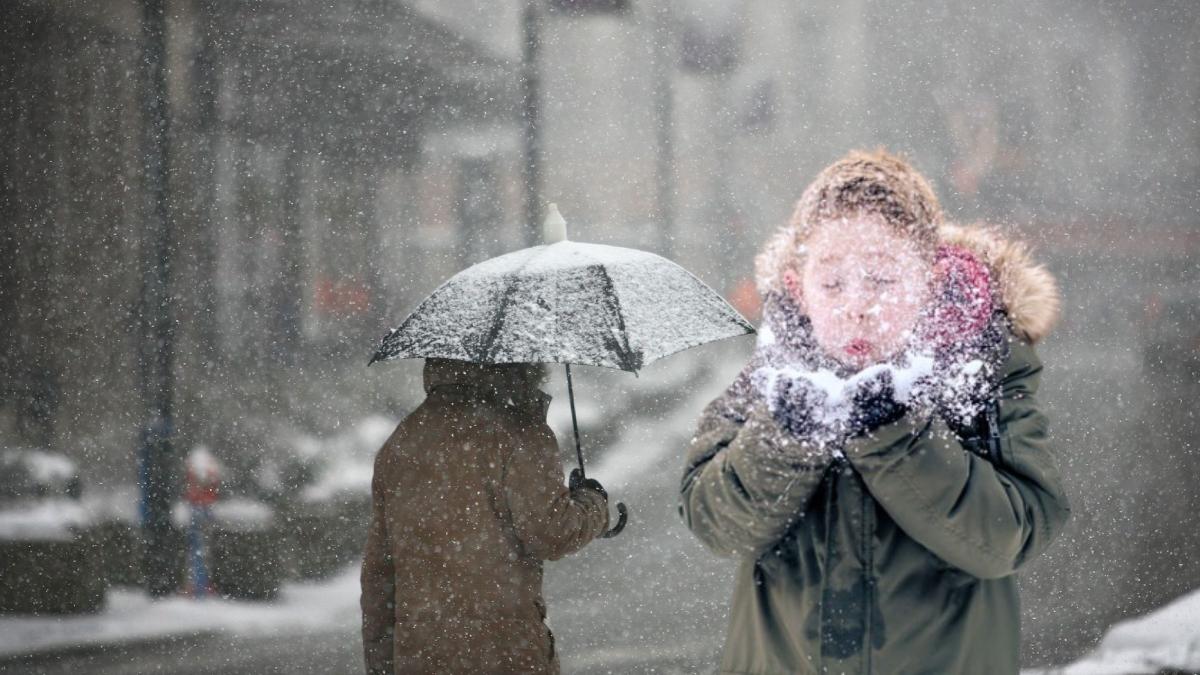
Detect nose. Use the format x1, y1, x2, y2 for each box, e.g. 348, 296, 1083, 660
845, 290, 874, 324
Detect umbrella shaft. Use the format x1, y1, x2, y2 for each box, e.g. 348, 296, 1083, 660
565, 363, 585, 477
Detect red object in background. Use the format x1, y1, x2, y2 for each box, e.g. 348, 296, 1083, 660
728, 278, 762, 324
313, 275, 371, 317
185, 461, 220, 507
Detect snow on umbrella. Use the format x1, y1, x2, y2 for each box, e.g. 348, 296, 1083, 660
369, 205, 755, 537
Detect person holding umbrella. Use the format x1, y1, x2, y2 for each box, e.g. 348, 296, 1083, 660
360, 359, 609, 675
362, 206, 754, 674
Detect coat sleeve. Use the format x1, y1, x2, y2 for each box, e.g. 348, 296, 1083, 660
679, 396, 832, 559
360, 451, 397, 675
842, 339, 1072, 579
500, 423, 608, 561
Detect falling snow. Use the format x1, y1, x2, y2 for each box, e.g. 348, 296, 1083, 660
1, 1, 1198, 673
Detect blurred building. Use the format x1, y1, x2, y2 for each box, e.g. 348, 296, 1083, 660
196, 0, 519, 355
0, 0, 524, 483
418, 0, 1199, 283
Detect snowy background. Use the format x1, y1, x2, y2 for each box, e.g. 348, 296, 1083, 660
2, 0, 1199, 673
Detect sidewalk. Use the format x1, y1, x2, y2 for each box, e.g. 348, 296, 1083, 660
0, 566, 360, 664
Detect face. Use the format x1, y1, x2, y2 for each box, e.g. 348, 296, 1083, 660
785, 214, 932, 369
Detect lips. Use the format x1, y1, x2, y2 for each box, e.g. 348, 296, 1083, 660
845, 339, 873, 357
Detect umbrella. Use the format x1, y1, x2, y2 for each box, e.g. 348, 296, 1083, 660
369, 205, 755, 537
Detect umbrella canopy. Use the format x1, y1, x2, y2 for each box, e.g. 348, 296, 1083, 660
369, 213, 755, 539
369, 240, 755, 370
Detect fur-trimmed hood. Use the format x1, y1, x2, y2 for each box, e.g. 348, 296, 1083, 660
754, 222, 1061, 345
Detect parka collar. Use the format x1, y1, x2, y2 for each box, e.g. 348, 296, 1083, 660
422, 359, 552, 417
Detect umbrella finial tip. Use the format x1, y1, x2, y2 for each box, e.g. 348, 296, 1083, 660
543, 203, 568, 244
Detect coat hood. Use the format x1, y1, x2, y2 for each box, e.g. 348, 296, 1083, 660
937, 223, 1060, 344
422, 358, 551, 414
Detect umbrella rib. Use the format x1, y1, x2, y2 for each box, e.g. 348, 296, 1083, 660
479, 246, 544, 362
570, 245, 642, 372
369, 300, 429, 365
370, 261, 475, 364
591, 263, 641, 372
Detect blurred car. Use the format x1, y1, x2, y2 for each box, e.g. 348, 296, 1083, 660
0, 447, 105, 614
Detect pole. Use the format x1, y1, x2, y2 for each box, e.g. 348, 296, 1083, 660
564, 363, 585, 476
521, 0, 543, 247
138, 0, 179, 597
652, 2, 676, 259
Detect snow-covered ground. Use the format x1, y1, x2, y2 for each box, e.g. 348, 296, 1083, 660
0, 567, 361, 660
5, 540, 1200, 673
1025, 586, 1200, 674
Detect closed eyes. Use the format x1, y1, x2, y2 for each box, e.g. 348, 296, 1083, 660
819, 277, 895, 291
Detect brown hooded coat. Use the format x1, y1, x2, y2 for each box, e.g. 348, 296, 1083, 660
361, 360, 609, 675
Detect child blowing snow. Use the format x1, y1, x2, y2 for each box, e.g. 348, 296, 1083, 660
680, 149, 1071, 675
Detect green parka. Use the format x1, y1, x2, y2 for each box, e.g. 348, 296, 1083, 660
680, 225, 1071, 675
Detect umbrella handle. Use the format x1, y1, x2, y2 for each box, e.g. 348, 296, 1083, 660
601, 502, 628, 538
564, 364, 626, 538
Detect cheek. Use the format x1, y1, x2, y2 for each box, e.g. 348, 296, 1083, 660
877, 287, 926, 336
879, 304, 918, 332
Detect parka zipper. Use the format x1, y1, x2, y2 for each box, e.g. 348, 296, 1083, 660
821, 455, 877, 674
985, 398, 1003, 464
818, 455, 846, 670
862, 470, 875, 674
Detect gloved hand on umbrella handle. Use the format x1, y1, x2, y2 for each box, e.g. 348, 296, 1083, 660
569, 469, 627, 538
569, 468, 607, 499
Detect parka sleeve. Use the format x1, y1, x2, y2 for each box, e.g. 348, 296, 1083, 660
500, 423, 608, 561
679, 397, 832, 559
842, 339, 1072, 579
361, 452, 397, 675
